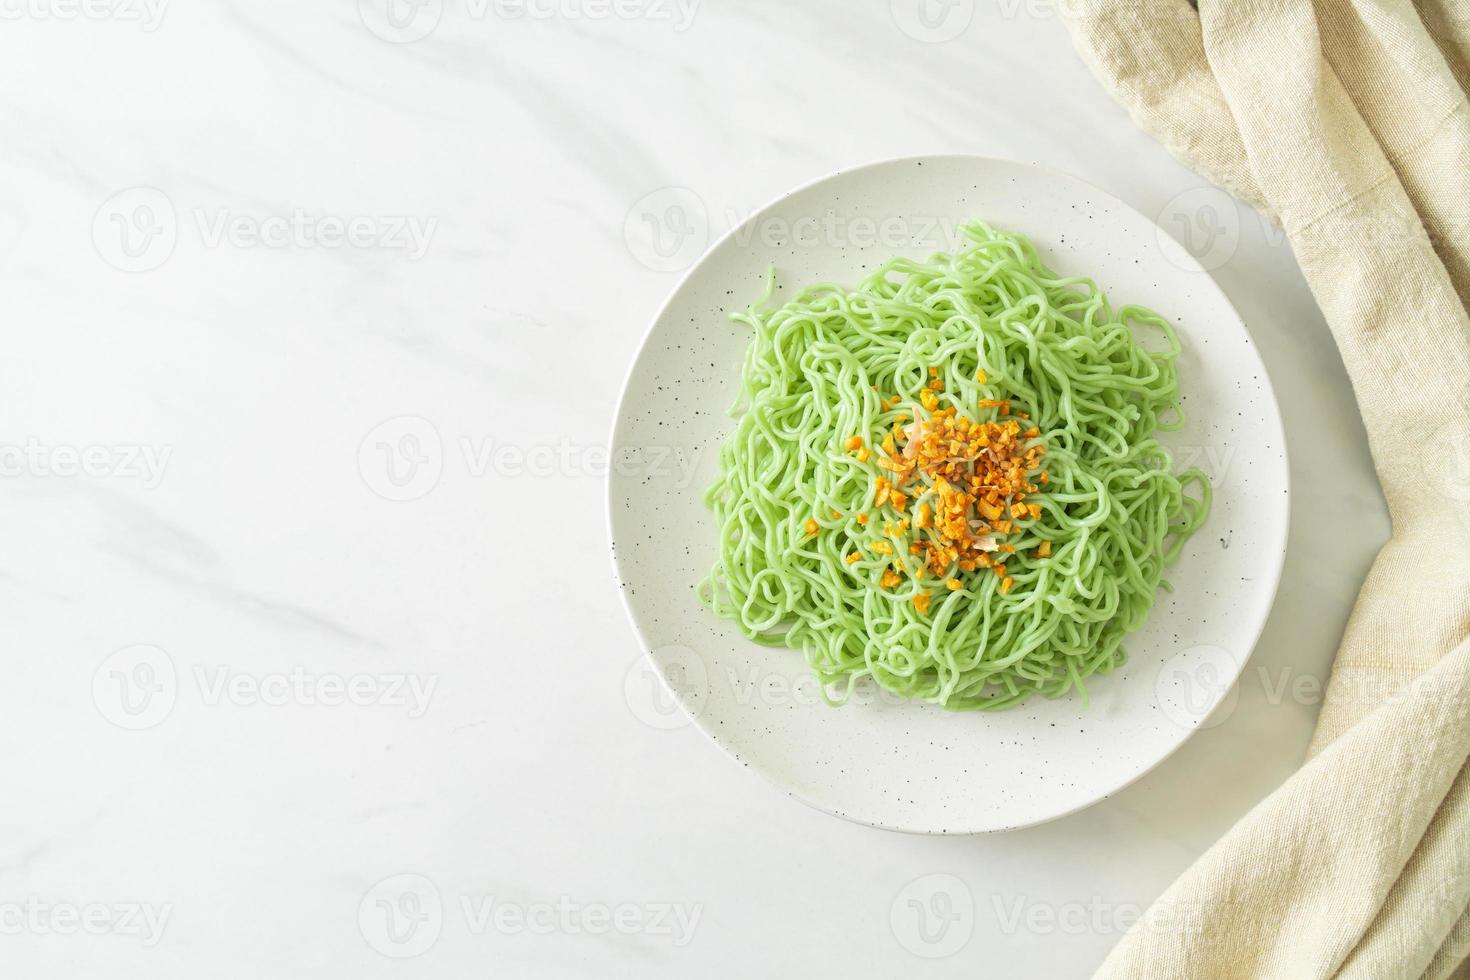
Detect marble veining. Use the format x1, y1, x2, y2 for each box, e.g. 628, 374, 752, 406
0, 1, 1385, 976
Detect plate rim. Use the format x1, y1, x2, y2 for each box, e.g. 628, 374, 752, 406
606, 152, 1292, 834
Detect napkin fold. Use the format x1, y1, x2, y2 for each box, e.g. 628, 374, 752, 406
1058, 0, 1470, 976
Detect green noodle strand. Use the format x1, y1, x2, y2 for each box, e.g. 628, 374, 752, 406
698, 220, 1212, 711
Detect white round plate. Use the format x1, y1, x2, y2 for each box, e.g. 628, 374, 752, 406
608, 156, 1288, 834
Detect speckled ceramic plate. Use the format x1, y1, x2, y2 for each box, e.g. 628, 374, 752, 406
608, 156, 1288, 834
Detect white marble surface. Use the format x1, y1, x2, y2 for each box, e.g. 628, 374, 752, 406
0, 1, 1387, 977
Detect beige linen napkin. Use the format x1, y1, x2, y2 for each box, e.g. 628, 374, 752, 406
1057, 0, 1470, 977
